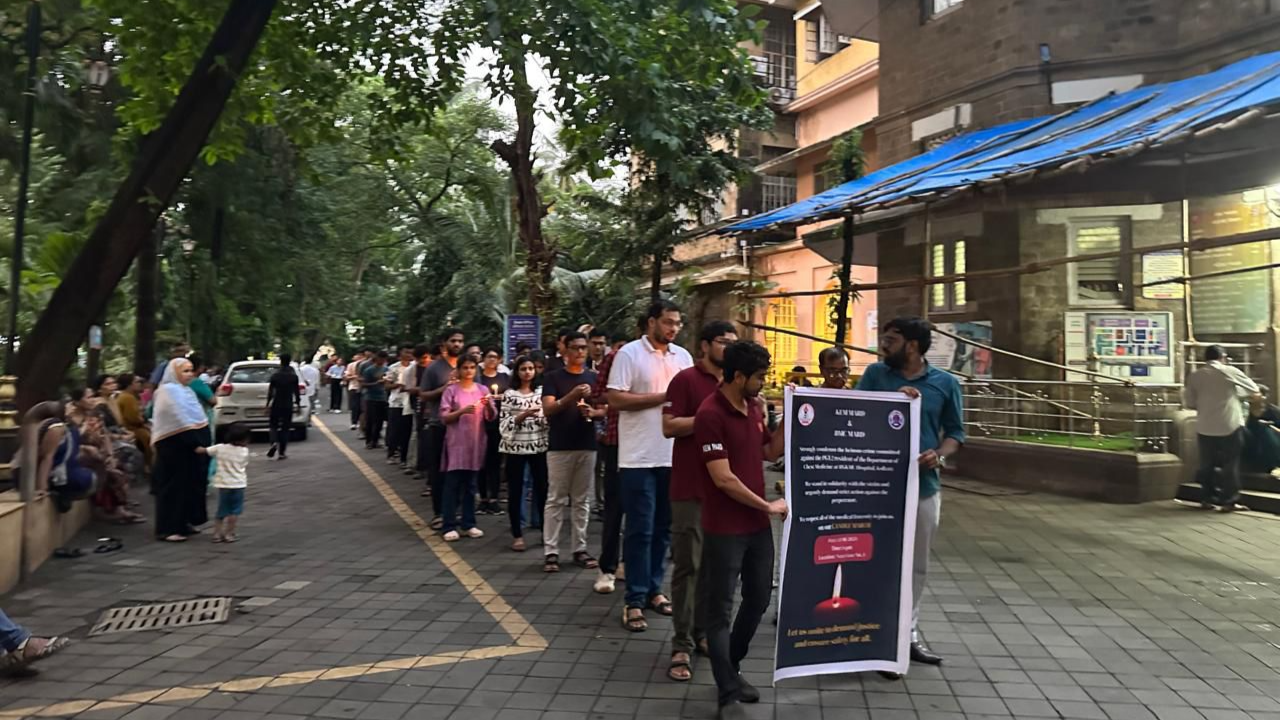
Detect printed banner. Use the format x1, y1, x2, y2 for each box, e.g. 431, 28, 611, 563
503, 315, 542, 363
776, 387, 920, 681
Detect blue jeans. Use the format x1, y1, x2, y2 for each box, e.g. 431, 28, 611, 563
621, 467, 672, 609
442, 470, 478, 533
0, 608, 31, 653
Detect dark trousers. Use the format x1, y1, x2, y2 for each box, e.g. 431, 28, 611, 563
423, 423, 447, 516
598, 444, 624, 574
388, 408, 412, 461
329, 382, 343, 411
442, 470, 478, 533
670, 499, 707, 654
1197, 429, 1245, 506
703, 529, 774, 707
364, 400, 387, 448
481, 423, 502, 501
505, 452, 548, 538
268, 406, 293, 456
349, 390, 363, 426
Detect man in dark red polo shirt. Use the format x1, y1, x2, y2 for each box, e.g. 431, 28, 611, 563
661, 320, 737, 682
694, 340, 786, 719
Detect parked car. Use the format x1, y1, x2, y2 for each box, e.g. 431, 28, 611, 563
213, 360, 310, 442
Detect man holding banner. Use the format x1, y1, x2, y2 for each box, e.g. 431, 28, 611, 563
856, 317, 966, 674
693, 341, 787, 718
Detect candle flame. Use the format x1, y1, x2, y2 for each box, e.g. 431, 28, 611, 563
832, 565, 842, 602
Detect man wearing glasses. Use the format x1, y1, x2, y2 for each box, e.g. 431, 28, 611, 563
608, 300, 694, 632
818, 346, 853, 390
660, 320, 737, 681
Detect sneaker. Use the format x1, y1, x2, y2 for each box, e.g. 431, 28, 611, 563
466, 527, 485, 539
387, 457, 400, 465
594, 572, 616, 594
1219, 503, 1250, 513
350, 424, 357, 430
442, 530, 460, 542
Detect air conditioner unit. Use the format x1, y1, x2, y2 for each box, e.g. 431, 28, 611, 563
767, 86, 791, 106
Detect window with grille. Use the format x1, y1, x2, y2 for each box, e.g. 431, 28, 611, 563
804, 13, 851, 63
924, 0, 964, 20
1069, 219, 1130, 305
765, 299, 797, 385
761, 22, 796, 101
761, 175, 797, 212
929, 239, 968, 313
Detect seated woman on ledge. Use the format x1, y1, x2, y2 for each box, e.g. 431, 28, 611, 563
1244, 387, 1280, 477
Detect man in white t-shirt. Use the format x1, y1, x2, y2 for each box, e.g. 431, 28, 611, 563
385, 345, 416, 467
607, 299, 694, 631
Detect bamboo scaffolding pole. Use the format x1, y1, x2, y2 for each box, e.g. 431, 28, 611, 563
747, 227, 1280, 300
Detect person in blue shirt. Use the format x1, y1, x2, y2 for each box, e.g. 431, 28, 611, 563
855, 316, 965, 675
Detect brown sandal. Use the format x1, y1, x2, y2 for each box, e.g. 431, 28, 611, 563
511, 538, 526, 552
668, 652, 692, 682
543, 554, 560, 573
622, 607, 647, 632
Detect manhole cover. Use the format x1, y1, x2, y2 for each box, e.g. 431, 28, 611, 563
89, 597, 231, 636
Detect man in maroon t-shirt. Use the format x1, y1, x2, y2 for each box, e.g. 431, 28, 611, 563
661, 320, 736, 682
694, 341, 786, 718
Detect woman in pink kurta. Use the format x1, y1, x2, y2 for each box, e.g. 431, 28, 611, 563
439, 354, 496, 540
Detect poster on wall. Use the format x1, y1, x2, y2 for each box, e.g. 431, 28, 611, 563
1141, 250, 1185, 300
924, 321, 993, 378
1188, 190, 1276, 334
776, 387, 920, 681
1063, 311, 1175, 383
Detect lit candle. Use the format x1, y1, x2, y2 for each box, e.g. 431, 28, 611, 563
812, 565, 860, 622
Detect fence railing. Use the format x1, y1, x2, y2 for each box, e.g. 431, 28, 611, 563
961, 379, 1181, 453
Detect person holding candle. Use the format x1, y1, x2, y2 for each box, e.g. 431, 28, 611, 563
418, 328, 465, 527
438, 353, 495, 541
479, 347, 511, 515
661, 319, 736, 682
500, 355, 549, 551
541, 331, 604, 573
694, 340, 786, 718
856, 316, 965, 675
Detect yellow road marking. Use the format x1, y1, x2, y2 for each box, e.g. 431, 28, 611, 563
1, 416, 545, 719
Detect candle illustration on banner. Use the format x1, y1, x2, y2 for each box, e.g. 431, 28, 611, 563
813, 564, 860, 622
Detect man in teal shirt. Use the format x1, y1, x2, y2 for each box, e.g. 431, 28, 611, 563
856, 316, 965, 674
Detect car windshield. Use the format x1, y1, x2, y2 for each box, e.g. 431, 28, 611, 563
228, 366, 275, 384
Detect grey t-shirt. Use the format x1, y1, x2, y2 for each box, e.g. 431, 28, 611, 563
418, 358, 454, 425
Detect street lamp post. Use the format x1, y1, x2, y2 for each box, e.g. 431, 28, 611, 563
182, 238, 196, 342
6, 1, 41, 375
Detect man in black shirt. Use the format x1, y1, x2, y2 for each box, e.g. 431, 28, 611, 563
266, 354, 302, 460
541, 331, 604, 572
418, 328, 464, 527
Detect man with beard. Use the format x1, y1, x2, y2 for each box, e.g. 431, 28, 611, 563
608, 300, 694, 632
419, 328, 465, 528
660, 320, 736, 682
856, 316, 965, 675
694, 340, 786, 719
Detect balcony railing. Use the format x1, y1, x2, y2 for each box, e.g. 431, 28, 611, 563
960, 379, 1181, 454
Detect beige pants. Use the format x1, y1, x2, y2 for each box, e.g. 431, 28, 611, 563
912, 492, 941, 642
545, 450, 595, 557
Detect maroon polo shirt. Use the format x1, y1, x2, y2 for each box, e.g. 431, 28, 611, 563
664, 364, 722, 502
694, 389, 772, 535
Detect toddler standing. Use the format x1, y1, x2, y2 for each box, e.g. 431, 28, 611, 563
196, 424, 251, 543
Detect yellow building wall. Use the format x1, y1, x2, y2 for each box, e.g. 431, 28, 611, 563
794, 36, 879, 98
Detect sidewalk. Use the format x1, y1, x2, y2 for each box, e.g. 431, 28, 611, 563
2, 417, 1280, 719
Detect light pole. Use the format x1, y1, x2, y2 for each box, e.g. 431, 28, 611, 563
182, 238, 196, 342
6, 1, 41, 375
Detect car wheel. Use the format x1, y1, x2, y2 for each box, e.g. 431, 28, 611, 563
293, 426, 308, 442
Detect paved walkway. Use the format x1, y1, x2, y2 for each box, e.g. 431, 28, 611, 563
4, 418, 1280, 720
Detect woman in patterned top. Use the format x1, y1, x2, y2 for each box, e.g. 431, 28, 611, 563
499, 355, 549, 552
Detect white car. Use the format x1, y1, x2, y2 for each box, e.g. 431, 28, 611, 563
213, 360, 311, 442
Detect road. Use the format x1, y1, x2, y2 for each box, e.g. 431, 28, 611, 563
3, 417, 1280, 719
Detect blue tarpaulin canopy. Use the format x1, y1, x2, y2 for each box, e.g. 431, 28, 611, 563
722, 50, 1280, 235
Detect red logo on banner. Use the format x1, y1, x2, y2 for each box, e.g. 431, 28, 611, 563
814, 534, 874, 564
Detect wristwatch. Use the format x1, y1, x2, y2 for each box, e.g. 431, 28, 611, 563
936, 453, 949, 470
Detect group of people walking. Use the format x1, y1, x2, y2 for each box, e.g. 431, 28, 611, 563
334, 304, 967, 720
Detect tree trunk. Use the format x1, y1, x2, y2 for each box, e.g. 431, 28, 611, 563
491, 55, 554, 328
835, 214, 855, 347
15, 0, 278, 410
650, 251, 663, 302
133, 220, 160, 376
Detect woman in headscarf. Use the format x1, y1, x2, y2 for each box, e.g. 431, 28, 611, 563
115, 373, 153, 467
151, 358, 211, 542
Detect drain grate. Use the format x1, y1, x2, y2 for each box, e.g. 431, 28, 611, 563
88, 597, 232, 636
